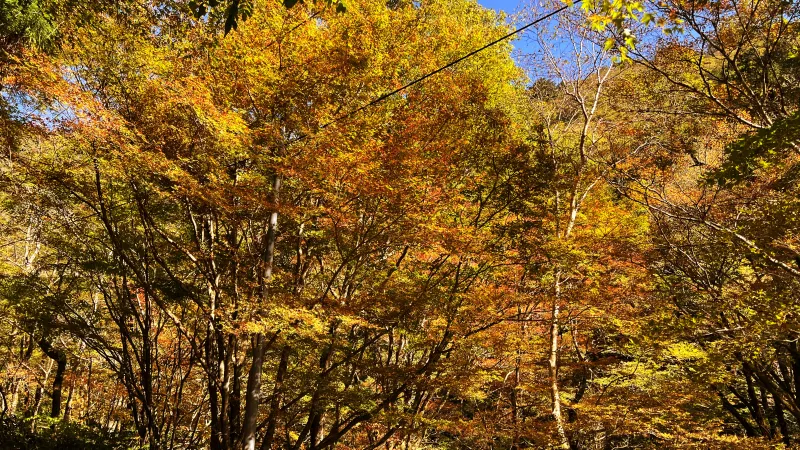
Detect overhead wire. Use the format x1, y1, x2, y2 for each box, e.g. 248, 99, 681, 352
293, 2, 576, 142
2, 3, 576, 235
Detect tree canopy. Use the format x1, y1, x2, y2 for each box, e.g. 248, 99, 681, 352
1, 0, 800, 449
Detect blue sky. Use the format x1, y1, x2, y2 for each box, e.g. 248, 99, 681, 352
474, 0, 541, 58
477, 0, 523, 15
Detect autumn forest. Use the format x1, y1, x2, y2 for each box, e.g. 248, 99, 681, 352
0, 0, 799, 448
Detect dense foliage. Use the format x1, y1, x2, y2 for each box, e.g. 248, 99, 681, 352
1, 0, 799, 448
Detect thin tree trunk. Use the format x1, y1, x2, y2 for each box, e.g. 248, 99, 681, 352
242, 334, 265, 450
241, 173, 282, 450
63, 341, 85, 423
63, 382, 75, 423
37, 339, 67, 418
774, 392, 790, 446
549, 272, 569, 450
260, 345, 290, 450
790, 341, 800, 404
309, 339, 333, 450
511, 312, 522, 450
718, 391, 757, 437
230, 339, 242, 445
84, 356, 92, 421
208, 328, 223, 450
30, 386, 43, 430
759, 386, 776, 437
744, 366, 771, 437
9, 335, 35, 416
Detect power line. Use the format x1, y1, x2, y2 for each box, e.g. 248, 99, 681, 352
5, 4, 576, 233
296, 2, 576, 142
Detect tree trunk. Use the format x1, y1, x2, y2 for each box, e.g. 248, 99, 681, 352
718, 390, 757, 437
743, 366, 771, 437
241, 334, 265, 450
260, 345, 289, 450
230, 339, 242, 445
208, 328, 223, 450
774, 392, 790, 446
37, 339, 67, 418
241, 173, 281, 450
549, 272, 569, 450
63, 382, 75, 422
29, 386, 43, 430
